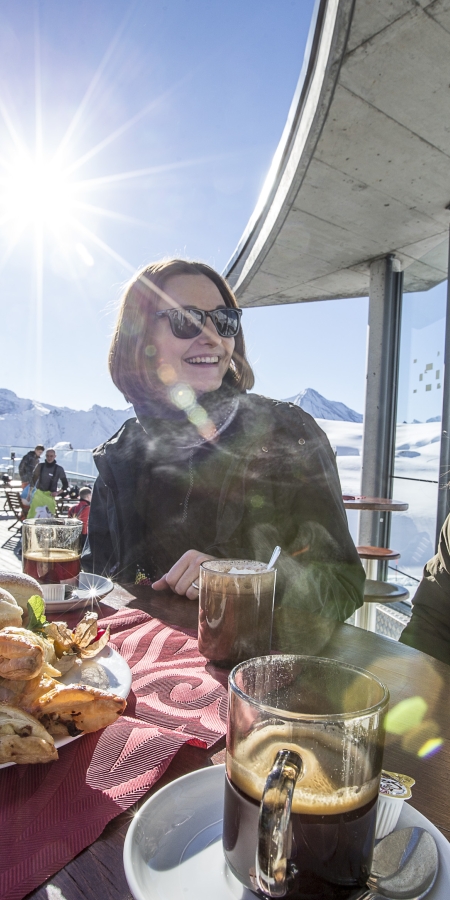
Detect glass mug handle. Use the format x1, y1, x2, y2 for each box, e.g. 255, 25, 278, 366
256, 749, 303, 897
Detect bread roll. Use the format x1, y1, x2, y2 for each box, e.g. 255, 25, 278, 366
0, 571, 43, 612
0, 587, 23, 629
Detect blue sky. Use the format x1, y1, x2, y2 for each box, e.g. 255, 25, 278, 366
0, 0, 445, 418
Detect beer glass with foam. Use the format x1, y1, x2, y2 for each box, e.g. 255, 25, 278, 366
23, 518, 83, 585
223, 655, 389, 899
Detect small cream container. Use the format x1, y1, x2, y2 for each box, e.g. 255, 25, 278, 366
376, 770, 415, 839
41, 584, 66, 603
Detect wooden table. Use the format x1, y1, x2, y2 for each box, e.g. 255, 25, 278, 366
26, 583, 450, 900
342, 496, 409, 511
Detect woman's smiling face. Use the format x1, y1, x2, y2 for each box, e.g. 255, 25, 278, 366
151, 273, 235, 398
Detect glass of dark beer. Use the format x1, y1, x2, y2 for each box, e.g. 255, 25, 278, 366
198, 559, 276, 667
223, 655, 389, 899
22, 518, 83, 585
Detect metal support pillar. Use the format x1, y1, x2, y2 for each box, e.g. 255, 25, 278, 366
358, 256, 403, 573
436, 229, 450, 547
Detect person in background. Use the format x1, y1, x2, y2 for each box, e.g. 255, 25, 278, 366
68, 486, 92, 550
18, 445, 45, 487
83, 258, 364, 620
31, 448, 69, 495
400, 513, 450, 665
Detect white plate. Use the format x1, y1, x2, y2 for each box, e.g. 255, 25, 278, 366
123, 764, 450, 900
0, 645, 131, 769
43, 572, 114, 612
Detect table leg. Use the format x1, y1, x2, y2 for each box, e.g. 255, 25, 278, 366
353, 559, 378, 632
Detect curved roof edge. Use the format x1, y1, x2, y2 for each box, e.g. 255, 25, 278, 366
224, 0, 450, 305
224, 0, 355, 293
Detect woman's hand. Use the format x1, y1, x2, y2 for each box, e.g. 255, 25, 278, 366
152, 550, 215, 599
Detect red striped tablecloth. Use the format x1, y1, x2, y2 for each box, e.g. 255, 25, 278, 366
0, 607, 228, 900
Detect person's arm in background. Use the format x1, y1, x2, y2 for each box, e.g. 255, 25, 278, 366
81, 476, 119, 576
58, 466, 69, 492
18, 453, 29, 483
261, 411, 365, 621
31, 463, 41, 488
400, 513, 450, 664
208, 404, 365, 621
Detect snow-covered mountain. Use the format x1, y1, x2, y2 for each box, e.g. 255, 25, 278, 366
0, 386, 363, 449
0, 389, 134, 449
284, 388, 363, 422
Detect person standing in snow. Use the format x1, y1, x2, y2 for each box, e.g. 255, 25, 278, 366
19, 445, 45, 487
31, 447, 69, 495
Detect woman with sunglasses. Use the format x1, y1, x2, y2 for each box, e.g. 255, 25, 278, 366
83, 259, 364, 620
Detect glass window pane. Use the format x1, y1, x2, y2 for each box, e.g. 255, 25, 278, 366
389, 478, 438, 587
393, 284, 447, 586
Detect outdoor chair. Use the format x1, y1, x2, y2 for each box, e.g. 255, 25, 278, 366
4, 489, 26, 530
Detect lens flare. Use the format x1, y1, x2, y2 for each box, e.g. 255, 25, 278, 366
385, 696, 427, 736
170, 383, 196, 410
417, 738, 444, 758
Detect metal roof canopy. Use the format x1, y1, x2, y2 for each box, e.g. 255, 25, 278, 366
225, 0, 450, 306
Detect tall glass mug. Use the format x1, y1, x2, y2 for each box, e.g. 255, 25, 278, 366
223, 656, 389, 899
22, 518, 83, 584
198, 559, 276, 667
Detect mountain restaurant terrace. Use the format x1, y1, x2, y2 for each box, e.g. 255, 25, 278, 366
1, 1, 450, 899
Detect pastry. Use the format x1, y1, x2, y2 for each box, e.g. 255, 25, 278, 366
0, 704, 57, 764
33, 681, 127, 736
0, 587, 23, 629
0, 627, 58, 680
0, 571, 43, 613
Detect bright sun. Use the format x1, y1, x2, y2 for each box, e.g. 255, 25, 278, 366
0, 34, 197, 277
0, 156, 75, 231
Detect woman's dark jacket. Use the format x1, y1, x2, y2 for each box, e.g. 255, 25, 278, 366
400, 513, 450, 664
83, 391, 365, 621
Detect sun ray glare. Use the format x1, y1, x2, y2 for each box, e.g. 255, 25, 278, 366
74, 154, 226, 190
0, 97, 31, 157
34, 3, 43, 162
69, 216, 136, 273
54, 2, 138, 162
0, 7, 231, 289
34, 218, 44, 406
73, 200, 152, 229
50, 226, 98, 293
0, 149, 220, 235
0, 154, 18, 172
64, 95, 167, 177
0, 231, 26, 275
75, 243, 95, 266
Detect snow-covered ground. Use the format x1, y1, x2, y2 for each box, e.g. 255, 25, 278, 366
317, 418, 440, 584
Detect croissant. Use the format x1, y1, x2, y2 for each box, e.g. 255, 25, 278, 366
24, 678, 126, 737
0, 672, 54, 708
0, 627, 58, 680
0, 705, 58, 764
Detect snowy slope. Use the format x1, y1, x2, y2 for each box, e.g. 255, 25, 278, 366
0, 389, 134, 449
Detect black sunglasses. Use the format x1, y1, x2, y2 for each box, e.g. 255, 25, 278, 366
156, 306, 242, 339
